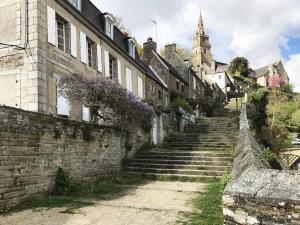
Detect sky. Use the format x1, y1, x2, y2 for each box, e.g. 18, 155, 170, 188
91, 0, 300, 92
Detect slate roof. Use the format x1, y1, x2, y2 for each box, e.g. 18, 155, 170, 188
215, 61, 229, 73
58, 0, 145, 71
251, 61, 282, 78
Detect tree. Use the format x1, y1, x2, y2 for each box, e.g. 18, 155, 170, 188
228, 57, 250, 78
114, 16, 130, 34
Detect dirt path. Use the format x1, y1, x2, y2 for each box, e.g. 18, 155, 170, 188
0, 181, 206, 225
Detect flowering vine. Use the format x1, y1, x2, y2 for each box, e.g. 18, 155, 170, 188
58, 73, 155, 130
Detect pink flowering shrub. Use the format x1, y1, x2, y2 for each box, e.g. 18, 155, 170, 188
268, 74, 284, 89
58, 73, 155, 130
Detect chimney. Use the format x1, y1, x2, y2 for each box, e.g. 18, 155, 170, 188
143, 37, 157, 52
141, 37, 157, 65
165, 43, 176, 54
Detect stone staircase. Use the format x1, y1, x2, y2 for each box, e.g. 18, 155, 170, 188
125, 113, 239, 182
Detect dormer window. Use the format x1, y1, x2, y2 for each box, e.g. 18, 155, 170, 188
128, 37, 137, 58
68, 0, 81, 11
104, 14, 116, 39
129, 42, 134, 58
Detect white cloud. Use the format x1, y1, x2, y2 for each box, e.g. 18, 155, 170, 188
285, 54, 300, 93
91, 0, 300, 91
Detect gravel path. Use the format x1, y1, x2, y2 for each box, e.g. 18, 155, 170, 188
0, 181, 206, 225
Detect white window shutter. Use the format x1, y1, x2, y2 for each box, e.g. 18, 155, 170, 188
138, 77, 143, 98
70, 23, 77, 58
47, 6, 56, 45
117, 60, 122, 84
82, 105, 90, 122
126, 68, 132, 92
80, 31, 87, 63
56, 83, 70, 116
104, 50, 110, 77
97, 44, 102, 73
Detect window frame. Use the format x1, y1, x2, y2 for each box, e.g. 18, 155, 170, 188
56, 18, 66, 52
176, 81, 179, 90
105, 19, 113, 38
87, 39, 93, 68
158, 90, 162, 100
128, 41, 135, 58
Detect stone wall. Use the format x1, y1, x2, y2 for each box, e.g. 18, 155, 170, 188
223, 102, 300, 225
0, 106, 147, 208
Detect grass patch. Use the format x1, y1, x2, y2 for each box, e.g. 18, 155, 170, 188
178, 175, 231, 225
0, 174, 147, 216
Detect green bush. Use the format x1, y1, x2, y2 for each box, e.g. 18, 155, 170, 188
247, 88, 269, 137
54, 167, 71, 196
170, 97, 193, 113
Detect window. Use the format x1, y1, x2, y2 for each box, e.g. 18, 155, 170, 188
176, 81, 179, 90
68, 0, 81, 10
86, 38, 97, 69
82, 105, 90, 122
104, 14, 116, 39
105, 19, 113, 38
57, 19, 65, 51
87, 40, 93, 67
152, 85, 155, 92
129, 42, 135, 58
158, 90, 162, 100
109, 55, 117, 80
204, 49, 207, 54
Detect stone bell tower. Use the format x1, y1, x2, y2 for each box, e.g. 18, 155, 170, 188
191, 13, 215, 79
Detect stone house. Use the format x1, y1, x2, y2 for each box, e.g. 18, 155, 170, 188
142, 38, 189, 101
0, 0, 152, 122
250, 60, 290, 87
163, 43, 204, 100
143, 63, 169, 144
206, 72, 234, 101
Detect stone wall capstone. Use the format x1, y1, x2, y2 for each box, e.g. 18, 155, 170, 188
223, 102, 300, 225
0, 105, 147, 208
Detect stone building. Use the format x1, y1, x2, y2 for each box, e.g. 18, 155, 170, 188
143, 63, 169, 144
142, 38, 189, 100
0, 0, 155, 122
163, 43, 204, 100
191, 14, 216, 78
250, 60, 290, 87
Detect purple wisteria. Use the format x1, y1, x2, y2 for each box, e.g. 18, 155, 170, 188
58, 73, 155, 129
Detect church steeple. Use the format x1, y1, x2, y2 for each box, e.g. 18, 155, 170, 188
198, 12, 204, 35
191, 12, 215, 78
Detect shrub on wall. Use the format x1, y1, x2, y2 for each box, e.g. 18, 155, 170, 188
58, 73, 155, 130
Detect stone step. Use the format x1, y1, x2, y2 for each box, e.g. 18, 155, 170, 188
130, 158, 232, 166
127, 163, 231, 171
126, 172, 221, 183
165, 146, 233, 150
126, 167, 227, 176
137, 151, 232, 157
164, 143, 231, 147
134, 155, 232, 162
